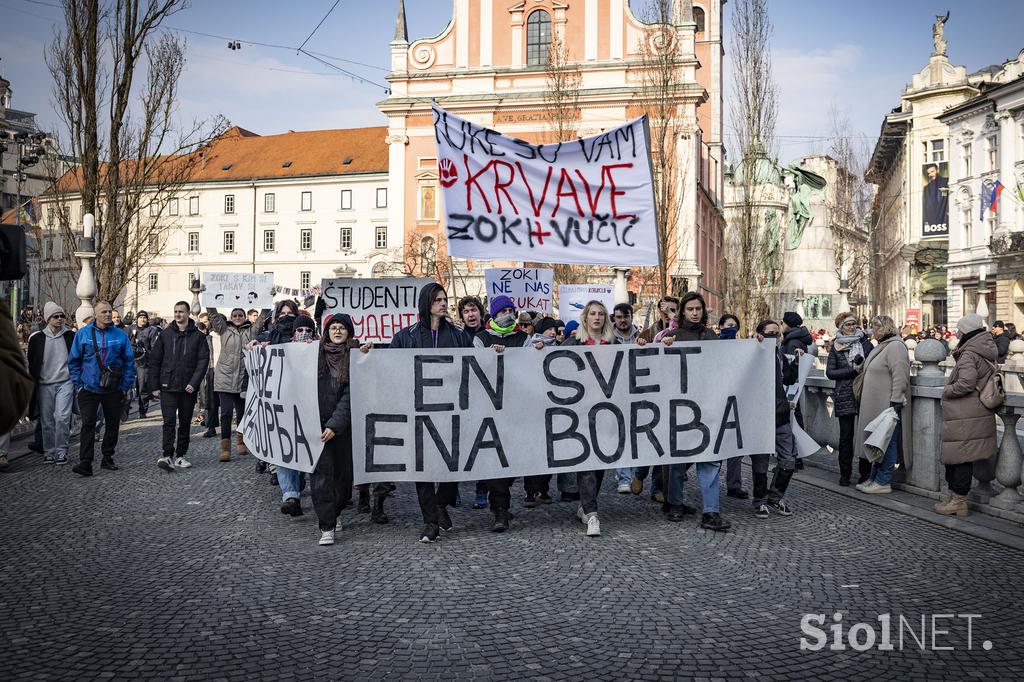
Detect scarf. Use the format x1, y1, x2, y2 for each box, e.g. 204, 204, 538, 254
487, 318, 518, 336
268, 316, 296, 345
681, 319, 706, 334
319, 340, 351, 385
834, 328, 866, 364
719, 327, 738, 340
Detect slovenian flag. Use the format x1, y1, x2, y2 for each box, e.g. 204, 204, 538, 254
991, 180, 1005, 212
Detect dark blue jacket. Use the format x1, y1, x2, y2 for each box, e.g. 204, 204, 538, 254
68, 322, 136, 393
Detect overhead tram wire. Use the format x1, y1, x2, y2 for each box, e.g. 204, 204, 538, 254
297, 0, 343, 53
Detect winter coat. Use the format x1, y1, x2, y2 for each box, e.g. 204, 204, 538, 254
662, 323, 719, 343
147, 319, 210, 393
855, 335, 910, 460
68, 321, 137, 394
772, 347, 799, 426
994, 332, 1011, 364
128, 323, 160, 367
474, 327, 530, 349
782, 326, 814, 355
941, 330, 998, 465
208, 311, 253, 394
390, 283, 474, 350
27, 326, 74, 382
613, 324, 640, 344
0, 302, 33, 432
825, 337, 874, 417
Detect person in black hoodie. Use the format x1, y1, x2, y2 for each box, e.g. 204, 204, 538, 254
148, 301, 210, 472
781, 312, 814, 354
390, 282, 474, 543
751, 319, 802, 519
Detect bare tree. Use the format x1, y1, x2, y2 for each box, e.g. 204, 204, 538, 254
400, 232, 475, 300
723, 0, 779, 333
44, 0, 226, 304
826, 106, 872, 309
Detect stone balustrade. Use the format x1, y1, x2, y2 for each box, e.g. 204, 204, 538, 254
801, 337, 1024, 521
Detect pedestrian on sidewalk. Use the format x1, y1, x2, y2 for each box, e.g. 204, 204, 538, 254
27, 302, 75, 465
69, 301, 136, 477
855, 315, 910, 495
206, 307, 253, 462
148, 302, 209, 472
198, 311, 220, 438
937, 314, 998, 517
127, 311, 159, 419
825, 312, 874, 486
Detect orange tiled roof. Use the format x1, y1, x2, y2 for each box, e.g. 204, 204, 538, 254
49, 124, 389, 194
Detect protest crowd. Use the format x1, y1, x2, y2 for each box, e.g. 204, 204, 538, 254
1, 279, 1000, 546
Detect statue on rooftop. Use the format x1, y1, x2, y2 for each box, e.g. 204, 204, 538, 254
933, 11, 949, 57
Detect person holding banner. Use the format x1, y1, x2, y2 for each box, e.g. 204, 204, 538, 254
659, 293, 731, 532
471, 295, 532, 531
149, 302, 210, 472
751, 320, 802, 518
638, 296, 679, 344
206, 306, 254, 462
716, 313, 749, 500
457, 296, 486, 338
825, 313, 874, 486
390, 282, 474, 544
521, 316, 566, 507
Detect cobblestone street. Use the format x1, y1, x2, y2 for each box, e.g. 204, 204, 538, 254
2, 415, 1023, 681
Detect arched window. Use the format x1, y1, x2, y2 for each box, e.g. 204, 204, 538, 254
694, 7, 706, 33
526, 10, 552, 66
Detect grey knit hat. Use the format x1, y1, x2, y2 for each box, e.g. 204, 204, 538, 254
956, 313, 985, 335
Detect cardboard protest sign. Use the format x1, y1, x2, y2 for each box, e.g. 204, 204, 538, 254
202, 272, 274, 309
558, 284, 615, 324
240, 343, 324, 474
320, 277, 432, 343
432, 104, 659, 266
484, 268, 553, 313
350, 340, 774, 483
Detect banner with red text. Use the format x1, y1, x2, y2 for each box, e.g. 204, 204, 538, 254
432, 104, 659, 266
320, 277, 432, 343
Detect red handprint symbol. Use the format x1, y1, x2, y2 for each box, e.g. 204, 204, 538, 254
438, 158, 458, 188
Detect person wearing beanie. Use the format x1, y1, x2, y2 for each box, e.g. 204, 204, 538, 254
936, 314, 998, 516
206, 303, 256, 462
473, 294, 530, 532
781, 310, 814, 471
128, 310, 160, 419
27, 302, 75, 464
390, 283, 474, 543
148, 301, 209, 474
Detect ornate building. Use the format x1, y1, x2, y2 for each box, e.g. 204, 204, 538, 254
378, 0, 726, 311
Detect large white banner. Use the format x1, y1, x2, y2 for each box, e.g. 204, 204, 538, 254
558, 284, 615, 324
320, 277, 432, 343
350, 340, 775, 483
432, 104, 659, 266
484, 267, 553, 313
240, 343, 324, 473
787, 353, 823, 458
201, 272, 274, 309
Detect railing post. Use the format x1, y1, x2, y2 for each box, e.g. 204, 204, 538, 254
990, 406, 1023, 510
907, 339, 945, 492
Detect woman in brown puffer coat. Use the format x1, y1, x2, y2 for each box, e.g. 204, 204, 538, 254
937, 314, 998, 516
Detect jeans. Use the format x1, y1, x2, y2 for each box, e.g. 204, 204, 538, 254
871, 420, 901, 486
277, 467, 302, 502
38, 380, 74, 459
78, 389, 123, 464
945, 461, 973, 496
556, 471, 578, 494
667, 461, 722, 513
415, 482, 458, 526
160, 391, 197, 458
310, 438, 353, 530
615, 467, 632, 487
578, 469, 605, 514
217, 391, 244, 437
750, 422, 799, 507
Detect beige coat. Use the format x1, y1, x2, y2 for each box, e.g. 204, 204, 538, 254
208, 311, 254, 394
856, 335, 910, 460
941, 331, 998, 465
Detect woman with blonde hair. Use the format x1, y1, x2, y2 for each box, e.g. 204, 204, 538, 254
825, 311, 874, 486
856, 314, 910, 494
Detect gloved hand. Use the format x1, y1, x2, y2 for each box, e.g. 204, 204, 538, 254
852, 355, 864, 366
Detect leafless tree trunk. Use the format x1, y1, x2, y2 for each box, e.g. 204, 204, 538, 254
827, 106, 872, 311
723, 0, 779, 334
44, 0, 226, 304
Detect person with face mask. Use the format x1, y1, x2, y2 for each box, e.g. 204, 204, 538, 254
148, 301, 210, 472
206, 305, 255, 462
660, 293, 730, 532
390, 283, 474, 543
750, 319, 802, 518
716, 313, 748, 499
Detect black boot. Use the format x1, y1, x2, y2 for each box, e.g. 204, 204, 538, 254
491, 509, 510, 532
357, 487, 371, 514
437, 505, 454, 532
700, 512, 731, 532
371, 495, 389, 524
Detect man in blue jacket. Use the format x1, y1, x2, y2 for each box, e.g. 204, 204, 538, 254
69, 300, 137, 477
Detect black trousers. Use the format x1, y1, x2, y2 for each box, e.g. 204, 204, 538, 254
135, 366, 151, 415
203, 369, 218, 431
160, 391, 197, 458
945, 462, 973, 496
78, 389, 123, 464
487, 477, 515, 512
524, 474, 552, 495
311, 438, 354, 531
415, 482, 458, 527
837, 415, 872, 482
217, 391, 244, 437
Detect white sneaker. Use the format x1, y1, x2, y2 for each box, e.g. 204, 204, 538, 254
616, 484, 631, 494
576, 505, 588, 524
585, 513, 601, 537
174, 457, 192, 469
318, 529, 335, 546
861, 481, 891, 494
157, 456, 175, 472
